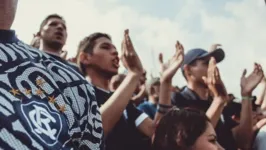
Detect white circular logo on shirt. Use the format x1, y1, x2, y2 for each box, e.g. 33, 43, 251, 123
21, 101, 62, 146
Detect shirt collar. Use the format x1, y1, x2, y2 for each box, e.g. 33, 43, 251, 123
0, 30, 19, 43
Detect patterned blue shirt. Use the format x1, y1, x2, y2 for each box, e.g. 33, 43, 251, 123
0, 30, 103, 150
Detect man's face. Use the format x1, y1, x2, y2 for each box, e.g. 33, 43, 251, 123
189, 57, 210, 84
40, 17, 67, 48
90, 37, 119, 77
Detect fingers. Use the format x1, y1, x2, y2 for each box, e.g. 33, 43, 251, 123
124, 29, 133, 51
60, 50, 68, 60
210, 44, 222, 52
159, 53, 163, 64
242, 69, 247, 78
254, 63, 259, 74
207, 57, 216, 78
175, 41, 184, 56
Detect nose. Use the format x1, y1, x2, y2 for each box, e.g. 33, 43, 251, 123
111, 49, 118, 56
56, 23, 64, 31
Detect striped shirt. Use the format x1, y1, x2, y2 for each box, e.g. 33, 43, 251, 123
0, 30, 103, 150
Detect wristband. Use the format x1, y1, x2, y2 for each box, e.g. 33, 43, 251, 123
242, 96, 255, 101
158, 104, 172, 109
157, 104, 172, 114
157, 108, 167, 114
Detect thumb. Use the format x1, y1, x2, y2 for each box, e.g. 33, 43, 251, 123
159, 53, 163, 64
60, 51, 68, 60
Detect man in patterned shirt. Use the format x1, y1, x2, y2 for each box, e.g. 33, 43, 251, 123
36, 14, 81, 74
0, 0, 103, 149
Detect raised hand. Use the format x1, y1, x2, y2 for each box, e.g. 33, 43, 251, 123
202, 57, 228, 100
161, 41, 184, 82
158, 53, 167, 75
209, 44, 221, 52
241, 63, 264, 96
60, 50, 68, 60
121, 29, 143, 75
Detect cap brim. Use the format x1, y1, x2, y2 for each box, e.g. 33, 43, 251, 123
199, 48, 225, 63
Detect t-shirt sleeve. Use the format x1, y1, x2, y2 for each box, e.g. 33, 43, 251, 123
253, 125, 266, 150
171, 92, 186, 108
126, 101, 149, 127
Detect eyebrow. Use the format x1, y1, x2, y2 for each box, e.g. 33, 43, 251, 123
101, 43, 116, 49
49, 21, 67, 29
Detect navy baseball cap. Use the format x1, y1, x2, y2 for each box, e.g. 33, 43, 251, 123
181, 48, 225, 71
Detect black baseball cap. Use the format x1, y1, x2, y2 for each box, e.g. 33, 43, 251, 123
181, 48, 225, 71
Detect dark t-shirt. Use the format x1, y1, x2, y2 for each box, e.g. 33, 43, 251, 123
0, 30, 103, 149
94, 87, 152, 150
171, 87, 238, 150
138, 101, 157, 119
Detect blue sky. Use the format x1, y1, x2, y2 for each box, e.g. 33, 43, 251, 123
12, 0, 266, 97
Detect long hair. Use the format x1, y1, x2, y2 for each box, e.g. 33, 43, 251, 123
152, 108, 209, 150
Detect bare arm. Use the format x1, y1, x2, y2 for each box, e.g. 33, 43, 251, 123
100, 29, 143, 136
131, 84, 147, 106
206, 97, 226, 127
100, 73, 141, 136
256, 78, 266, 105
203, 57, 228, 127
232, 64, 264, 149
137, 41, 184, 137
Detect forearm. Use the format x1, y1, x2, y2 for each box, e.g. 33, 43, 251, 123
131, 88, 146, 106
256, 83, 266, 105
100, 72, 140, 136
233, 97, 253, 149
139, 81, 172, 138
153, 80, 172, 129
206, 97, 225, 127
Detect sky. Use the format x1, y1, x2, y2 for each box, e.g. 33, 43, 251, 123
12, 0, 266, 97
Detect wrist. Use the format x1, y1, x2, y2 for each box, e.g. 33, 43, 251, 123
241, 92, 252, 97
213, 96, 227, 105
127, 71, 141, 78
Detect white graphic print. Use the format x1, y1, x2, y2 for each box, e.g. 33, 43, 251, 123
29, 105, 57, 140
21, 102, 62, 146
0, 41, 103, 150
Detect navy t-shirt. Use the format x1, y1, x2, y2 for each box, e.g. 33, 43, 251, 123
138, 101, 157, 119
171, 87, 238, 150
0, 30, 103, 149
94, 87, 152, 150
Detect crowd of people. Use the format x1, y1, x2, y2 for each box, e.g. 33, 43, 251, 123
1, 1, 266, 150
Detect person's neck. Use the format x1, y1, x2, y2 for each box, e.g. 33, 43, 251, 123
85, 69, 110, 91
148, 96, 158, 104
39, 43, 61, 56
0, 0, 18, 30
187, 82, 209, 100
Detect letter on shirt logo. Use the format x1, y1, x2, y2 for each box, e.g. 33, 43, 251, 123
29, 105, 57, 140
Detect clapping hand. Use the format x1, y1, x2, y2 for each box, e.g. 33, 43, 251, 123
241, 63, 264, 96
202, 57, 228, 102
161, 41, 184, 83
121, 29, 143, 75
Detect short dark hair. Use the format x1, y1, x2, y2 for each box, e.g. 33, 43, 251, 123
152, 108, 210, 150
39, 14, 64, 31
77, 32, 111, 75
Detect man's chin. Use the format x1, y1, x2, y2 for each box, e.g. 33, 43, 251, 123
47, 40, 64, 50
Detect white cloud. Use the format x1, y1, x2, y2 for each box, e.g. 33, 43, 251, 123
11, 0, 266, 97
